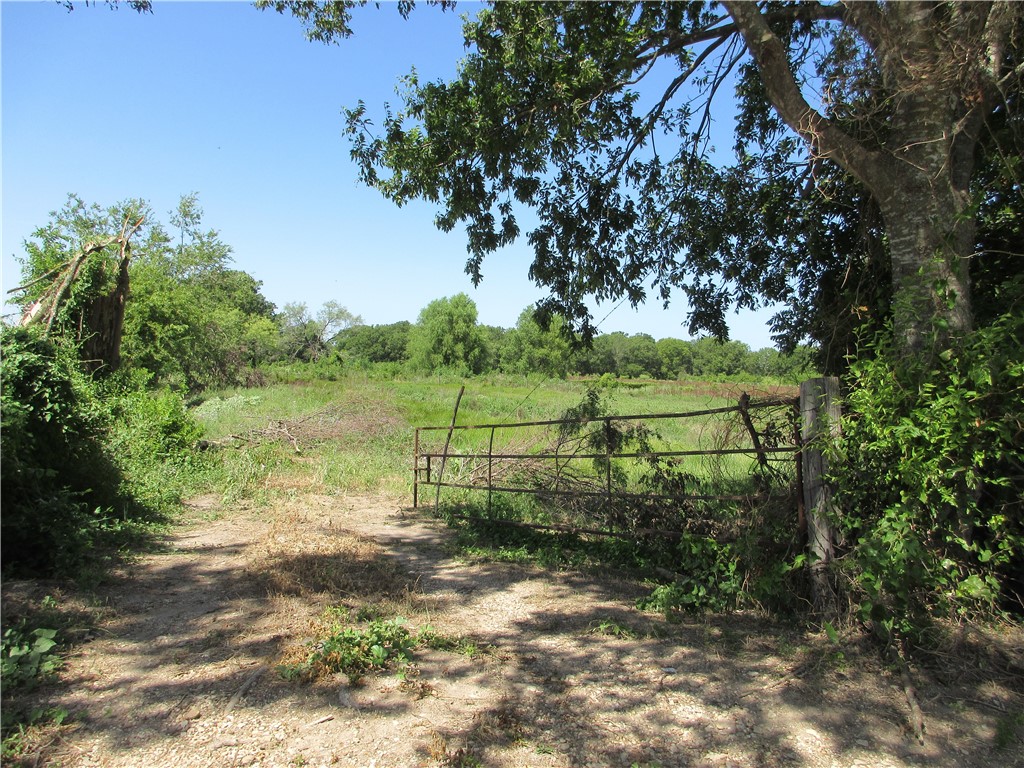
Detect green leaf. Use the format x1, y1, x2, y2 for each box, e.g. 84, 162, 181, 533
823, 621, 840, 646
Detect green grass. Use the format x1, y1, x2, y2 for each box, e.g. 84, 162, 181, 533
191, 372, 796, 511
189, 373, 802, 617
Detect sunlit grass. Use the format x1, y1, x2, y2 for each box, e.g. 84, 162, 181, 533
191, 373, 793, 506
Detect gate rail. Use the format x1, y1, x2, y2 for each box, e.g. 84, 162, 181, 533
413, 392, 803, 535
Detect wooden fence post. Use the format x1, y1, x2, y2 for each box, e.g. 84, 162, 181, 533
800, 377, 840, 615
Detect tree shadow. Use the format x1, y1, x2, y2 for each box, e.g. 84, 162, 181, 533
9, 498, 1021, 768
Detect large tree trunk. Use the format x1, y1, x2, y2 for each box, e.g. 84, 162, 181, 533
878, 173, 975, 354
81, 248, 131, 373
724, 0, 1008, 356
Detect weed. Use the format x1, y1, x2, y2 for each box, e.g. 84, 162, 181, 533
1, 707, 70, 763
429, 732, 484, 766
396, 666, 436, 699
428, 731, 482, 768
995, 709, 1024, 750
281, 617, 417, 685
418, 627, 488, 658
587, 617, 637, 639
1, 624, 61, 692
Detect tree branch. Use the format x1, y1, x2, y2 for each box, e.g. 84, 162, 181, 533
722, 0, 891, 200
837, 0, 886, 53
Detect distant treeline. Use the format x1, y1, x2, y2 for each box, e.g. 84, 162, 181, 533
330, 298, 815, 383
9, 196, 814, 394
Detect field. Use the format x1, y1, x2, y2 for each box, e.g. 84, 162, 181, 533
194, 374, 799, 505
3, 374, 1021, 768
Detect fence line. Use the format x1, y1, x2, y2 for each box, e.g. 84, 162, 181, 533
412, 391, 802, 531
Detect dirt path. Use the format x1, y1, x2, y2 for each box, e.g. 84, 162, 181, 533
12, 493, 1023, 768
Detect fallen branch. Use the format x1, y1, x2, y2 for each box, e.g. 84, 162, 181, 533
223, 665, 267, 714
888, 645, 926, 745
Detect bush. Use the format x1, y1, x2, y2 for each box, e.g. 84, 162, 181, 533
103, 378, 208, 513
0, 327, 206, 579
831, 312, 1024, 642
1, 328, 119, 576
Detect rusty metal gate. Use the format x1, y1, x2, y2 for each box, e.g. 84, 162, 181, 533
413, 389, 804, 540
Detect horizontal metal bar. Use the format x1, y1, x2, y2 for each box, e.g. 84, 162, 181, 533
422, 480, 756, 503
415, 448, 798, 460
415, 398, 798, 432
441, 511, 654, 541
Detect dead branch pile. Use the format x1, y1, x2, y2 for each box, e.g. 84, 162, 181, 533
205, 399, 405, 453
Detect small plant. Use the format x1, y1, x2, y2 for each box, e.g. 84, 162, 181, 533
428, 731, 482, 768
280, 617, 416, 684
995, 709, 1024, 750
418, 627, 487, 658
1, 624, 61, 692
1, 707, 69, 762
587, 618, 637, 639
396, 665, 436, 699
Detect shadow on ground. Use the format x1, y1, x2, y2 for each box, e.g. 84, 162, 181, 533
9, 497, 1022, 768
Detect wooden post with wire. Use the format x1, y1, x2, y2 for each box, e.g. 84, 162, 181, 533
800, 376, 840, 616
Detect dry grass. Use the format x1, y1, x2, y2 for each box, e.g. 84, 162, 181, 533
245, 508, 414, 603
209, 396, 406, 453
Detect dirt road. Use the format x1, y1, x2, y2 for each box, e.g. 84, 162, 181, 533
8, 492, 1022, 767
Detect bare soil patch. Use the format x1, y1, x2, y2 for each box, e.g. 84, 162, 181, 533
5, 492, 1023, 768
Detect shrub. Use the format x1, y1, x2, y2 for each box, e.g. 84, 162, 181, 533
103, 378, 208, 513
0, 328, 119, 576
831, 312, 1024, 642
0, 327, 206, 578
636, 534, 743, 616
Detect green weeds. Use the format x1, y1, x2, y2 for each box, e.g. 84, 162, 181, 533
1, 625, 61, 691
1, 594, 84, 761
587, 618, 637, 639
278, 609, 490, 685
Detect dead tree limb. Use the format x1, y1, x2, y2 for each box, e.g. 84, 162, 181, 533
14, 215, 144, 374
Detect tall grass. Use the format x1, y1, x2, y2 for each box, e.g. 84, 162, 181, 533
192, 373, 792, 507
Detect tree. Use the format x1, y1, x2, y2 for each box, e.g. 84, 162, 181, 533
336, 321, 412, 364
657, 337, 693, 379
59, 1, 152, 12
14, 194, 280, 389
407, 293, 488, 374
124, 195, 281, 388
618, 333, 662, 378
693, 337, 753, 378
499, 306, 574, 377
271, 1, 1022, 360
14, 195, 152, 374
277, 301, 362, 362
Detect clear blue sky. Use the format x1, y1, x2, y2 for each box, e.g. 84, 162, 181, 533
2, 0, 780, 348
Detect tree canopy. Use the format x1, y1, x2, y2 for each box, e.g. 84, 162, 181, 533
12, 194, 281, 390
266, 0, 1022, 367
407, 292, 489, 374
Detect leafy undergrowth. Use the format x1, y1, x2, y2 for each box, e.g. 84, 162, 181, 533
438, 503, 803, 618
277, 607, 493, 687
0, 589, 102, 764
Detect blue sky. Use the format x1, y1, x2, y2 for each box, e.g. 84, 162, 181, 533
2, 0, 780, 348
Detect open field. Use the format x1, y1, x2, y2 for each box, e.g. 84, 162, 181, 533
194, 375, 798, 503
4, 375, 1021, 767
